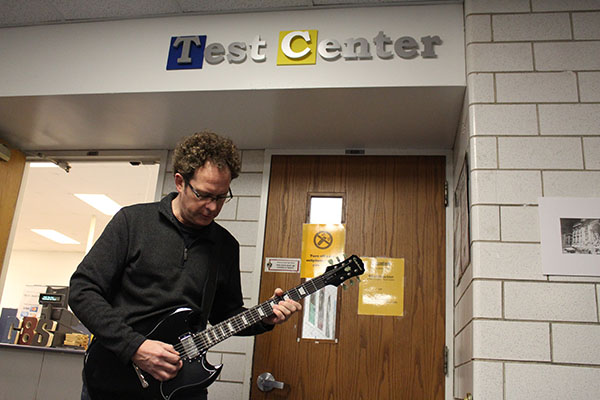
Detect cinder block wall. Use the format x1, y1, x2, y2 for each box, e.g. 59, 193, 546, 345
456, 1, 600, 399
162, 149, 265, 399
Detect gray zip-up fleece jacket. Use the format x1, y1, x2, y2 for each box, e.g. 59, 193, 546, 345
69, 192, 270, 364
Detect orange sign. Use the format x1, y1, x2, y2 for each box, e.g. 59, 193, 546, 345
300, 224, 345, 278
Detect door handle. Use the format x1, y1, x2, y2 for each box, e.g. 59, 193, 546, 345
257, 372, 285, 392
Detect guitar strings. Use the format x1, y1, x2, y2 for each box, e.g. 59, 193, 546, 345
171, 260, 353, 359
173, 267, 338, 358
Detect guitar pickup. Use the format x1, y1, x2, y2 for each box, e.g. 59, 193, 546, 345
179, 333, 200, 360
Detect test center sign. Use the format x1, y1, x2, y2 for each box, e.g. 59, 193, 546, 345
166, 30, 442, 70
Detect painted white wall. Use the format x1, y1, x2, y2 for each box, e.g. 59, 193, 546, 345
456, 1, 600, 399
0, 5, 465, 97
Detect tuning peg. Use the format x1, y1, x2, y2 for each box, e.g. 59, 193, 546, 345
349, 279, 354, 286
341, 283, 348, 290
356, 276, 361, 282
328, 259, 334, 265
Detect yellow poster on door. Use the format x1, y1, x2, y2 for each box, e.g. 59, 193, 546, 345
358, 257, 405, 316
301, 224, 345, 278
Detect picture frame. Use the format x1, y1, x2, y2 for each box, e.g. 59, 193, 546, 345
454, 155, 470, 285
539, 197, 600, 276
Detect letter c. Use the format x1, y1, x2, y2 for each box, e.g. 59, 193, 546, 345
281, 31, 311, 59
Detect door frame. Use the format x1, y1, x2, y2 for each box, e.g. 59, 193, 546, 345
24, 149, 169, 202
0, 149, 168, 307
243, 148, 455, 400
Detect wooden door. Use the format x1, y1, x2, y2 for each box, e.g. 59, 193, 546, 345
251, 155, 445, 400
0, 145, 26, 277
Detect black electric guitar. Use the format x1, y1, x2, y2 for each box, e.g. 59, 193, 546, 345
84, 255, 364, 400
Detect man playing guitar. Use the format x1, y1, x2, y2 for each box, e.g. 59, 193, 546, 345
69, 132, 301, 400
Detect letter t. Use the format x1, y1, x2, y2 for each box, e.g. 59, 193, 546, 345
173, 36, 201, 64
373, 31, 393, 59
250, 35, 267, 62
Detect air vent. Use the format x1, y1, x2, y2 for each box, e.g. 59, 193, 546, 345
345, 149, 365, 155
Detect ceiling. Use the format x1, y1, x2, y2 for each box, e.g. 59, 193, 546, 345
0, 0, 464, 154
0, 1, 459, 29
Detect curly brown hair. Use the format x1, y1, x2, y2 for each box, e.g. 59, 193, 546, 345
173, 131, 241, 181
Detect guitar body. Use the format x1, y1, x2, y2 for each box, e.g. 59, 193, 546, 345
84, 308, 221, 400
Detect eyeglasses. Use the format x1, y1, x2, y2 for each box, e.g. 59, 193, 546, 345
186, 181, 233, 204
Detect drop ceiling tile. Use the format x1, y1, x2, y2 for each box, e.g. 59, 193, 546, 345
0, 0, 64, 27
177, 0, 312, 13
49, 0, 182, 20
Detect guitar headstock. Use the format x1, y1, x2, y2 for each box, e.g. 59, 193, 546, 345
323, 255, 365, 287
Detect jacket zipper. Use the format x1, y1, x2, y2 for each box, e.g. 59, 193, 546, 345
182, 246, 188, 265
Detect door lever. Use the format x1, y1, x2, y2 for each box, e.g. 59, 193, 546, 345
257, 372, 284, 392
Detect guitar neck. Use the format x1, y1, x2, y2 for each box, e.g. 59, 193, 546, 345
193, 272, 331, 351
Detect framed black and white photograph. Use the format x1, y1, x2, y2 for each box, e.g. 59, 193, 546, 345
560, 218, 600, 255
539, 197, 600, 276
454, 155, 470, 285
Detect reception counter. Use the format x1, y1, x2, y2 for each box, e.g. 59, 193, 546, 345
0, 344, 84, 400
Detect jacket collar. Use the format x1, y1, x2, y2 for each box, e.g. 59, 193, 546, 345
158, 192, 218, 243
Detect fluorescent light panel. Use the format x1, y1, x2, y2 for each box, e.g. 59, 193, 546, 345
32, 229, 79, 244
30, 162, 58, 168
74, 194, 121, 216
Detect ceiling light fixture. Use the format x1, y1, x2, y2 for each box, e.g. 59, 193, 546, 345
31, 229, 80, 244
29, 162, 59, 168
28, 152, 71, 173
74, 194, 122, 216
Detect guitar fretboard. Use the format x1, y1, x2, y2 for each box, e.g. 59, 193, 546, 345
175, 256, 362, 361
193, 273, 327, 352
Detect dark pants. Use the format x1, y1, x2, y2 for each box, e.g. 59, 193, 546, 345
81, 380, 208, 400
